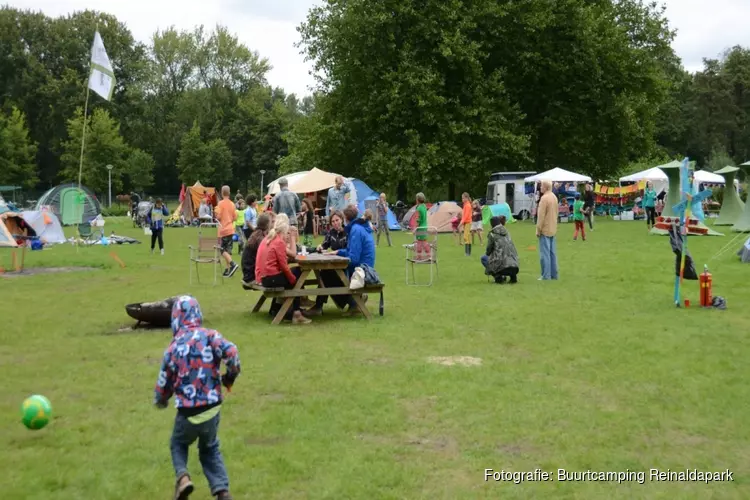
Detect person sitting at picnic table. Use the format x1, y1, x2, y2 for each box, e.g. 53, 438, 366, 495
304, 205, 374, 317
255, 214, 311, 325
305, 211, 348, 316
481, 216, 519, 284
241, 212, 270, 285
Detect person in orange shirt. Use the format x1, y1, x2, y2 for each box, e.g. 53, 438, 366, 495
215, 185, 239, 277
461, 192, 473, 256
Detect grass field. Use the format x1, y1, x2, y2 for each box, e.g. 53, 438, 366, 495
2, 216, 750, 499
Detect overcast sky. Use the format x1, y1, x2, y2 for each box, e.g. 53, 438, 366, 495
6, 0, 750, 97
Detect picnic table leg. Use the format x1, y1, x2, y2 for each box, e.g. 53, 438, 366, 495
334, 269, 372, 319
272, 269, 310, 325
251, 295, 267, 313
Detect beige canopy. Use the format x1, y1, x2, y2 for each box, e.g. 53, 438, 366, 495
290, 168, 342, 194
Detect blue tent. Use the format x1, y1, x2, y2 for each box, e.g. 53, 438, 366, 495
351, 178, 401, 230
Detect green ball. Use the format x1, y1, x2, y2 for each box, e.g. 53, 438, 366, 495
21, 395, 52, 430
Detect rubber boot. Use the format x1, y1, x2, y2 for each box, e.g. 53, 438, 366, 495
464, 244, 470, 256
467, 244, 472, 256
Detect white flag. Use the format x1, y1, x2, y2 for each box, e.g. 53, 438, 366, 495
88, 31, 116, 101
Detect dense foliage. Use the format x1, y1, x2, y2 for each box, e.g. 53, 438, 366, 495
1, 3, 750, 200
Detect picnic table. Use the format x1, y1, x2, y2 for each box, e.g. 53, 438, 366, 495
247, 253, 384, 325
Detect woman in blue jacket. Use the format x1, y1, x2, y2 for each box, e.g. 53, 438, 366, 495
147, 198, 169, 255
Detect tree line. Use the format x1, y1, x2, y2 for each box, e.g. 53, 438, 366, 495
1, 3, 750, 203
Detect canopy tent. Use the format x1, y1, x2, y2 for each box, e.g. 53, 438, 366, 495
182, 181, 216, 219
482, 203, 515, 226
291, 168, 343, 194
524, 168, 592, 183
427, 202, 462, 232
267, 171, 308, 195
349, 178, 400, 230
36, 183, 101, 226
619, 167, 668, 183
20, 211, 65, 244
694, 170, 726, 184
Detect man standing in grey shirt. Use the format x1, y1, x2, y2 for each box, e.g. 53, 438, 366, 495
326, 176, 351, 216
272, 177, 301, 225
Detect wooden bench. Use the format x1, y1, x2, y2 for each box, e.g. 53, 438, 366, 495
246, 281, 385, 318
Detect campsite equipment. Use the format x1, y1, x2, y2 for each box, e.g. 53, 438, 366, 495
404, 226, 439, 286
189, 223, 223, 286
125, 296, 179, 328
486, 172, 537, 220
20, 211, 65, 245
36, 183, 101, 225
21, 395, 52, 430
135, 201, 153, 228
700, 265, 713, 308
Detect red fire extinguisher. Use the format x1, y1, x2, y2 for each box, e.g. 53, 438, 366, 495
699, 265, 712, 307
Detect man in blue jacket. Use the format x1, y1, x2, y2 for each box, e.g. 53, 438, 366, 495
337, 205, 376, 277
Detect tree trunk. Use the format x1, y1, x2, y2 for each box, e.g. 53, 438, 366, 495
397, 180, 407, 203
448, 181, 455, 201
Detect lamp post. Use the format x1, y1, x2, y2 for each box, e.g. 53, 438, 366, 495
259, 170, 266, 197
106, 164, 114, 207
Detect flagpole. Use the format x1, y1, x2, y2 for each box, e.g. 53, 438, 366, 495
77, 85, 91, 190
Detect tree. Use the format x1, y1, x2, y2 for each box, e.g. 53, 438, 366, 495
177, 121, 233, 186
0, 107, 38, 189
60, 108, 130, 193
124, 149, 155, 191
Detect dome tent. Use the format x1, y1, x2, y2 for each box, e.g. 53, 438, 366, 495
36, 183, 101, 226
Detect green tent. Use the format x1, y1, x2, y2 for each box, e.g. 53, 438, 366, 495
482, 203, 515, 226
714, 166, 744, 226
36, 183, 101, 225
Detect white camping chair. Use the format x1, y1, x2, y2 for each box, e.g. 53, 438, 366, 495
189, 223, 223, 286
404, 226, 438, 286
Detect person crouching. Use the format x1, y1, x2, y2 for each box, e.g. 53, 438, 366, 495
481, 216, 519, 284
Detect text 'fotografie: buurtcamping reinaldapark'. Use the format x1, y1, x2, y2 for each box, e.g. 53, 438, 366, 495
484, 469, 734, 484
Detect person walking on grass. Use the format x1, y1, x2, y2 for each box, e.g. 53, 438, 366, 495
300, 199, 315, 247
461, 192, 473, 256
376, 193, 392, 247
154, 295, 240, 500
234, 199, 246, 256
572, 193, 586, 241
147, 198, 169, 255
536, 180, 559, 280
471, 199, 484, 245
643, 180, 657, 231
583, 183, 595, 231
215, 186, 239, 278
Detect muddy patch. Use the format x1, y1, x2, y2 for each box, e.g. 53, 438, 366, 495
427, 356, 482, 367
0, 266, 98, 278
496, 441, 538, 457
406, 435, 460, 456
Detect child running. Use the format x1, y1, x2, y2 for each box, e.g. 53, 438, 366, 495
573, 193, 586, 241
154, 295, 240, 500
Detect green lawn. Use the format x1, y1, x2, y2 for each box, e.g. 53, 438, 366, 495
2, 217, 750, 499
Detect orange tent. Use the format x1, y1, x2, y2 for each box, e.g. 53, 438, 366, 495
183, 181, 217, 219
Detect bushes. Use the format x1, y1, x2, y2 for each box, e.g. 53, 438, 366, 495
101, 206, 129, 217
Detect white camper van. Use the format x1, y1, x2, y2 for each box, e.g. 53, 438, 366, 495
485, 172, 537, 220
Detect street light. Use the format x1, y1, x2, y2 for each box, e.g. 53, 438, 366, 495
106, 164, 114, 207
259, 170, 266, 197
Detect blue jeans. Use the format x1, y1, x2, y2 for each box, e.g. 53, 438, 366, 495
481, 255, 489, 270
538, 235, 558, 280
170, 411, 229, 495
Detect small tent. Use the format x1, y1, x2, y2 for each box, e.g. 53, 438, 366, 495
36, 183, 101, 225
0, 212, 36, 247
182, 181, 216, 219
482, 203, 515, 226
427, 202, 462, 232
20, 210, 65, 244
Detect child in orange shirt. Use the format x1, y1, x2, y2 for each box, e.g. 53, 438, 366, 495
461, 192, 473, 256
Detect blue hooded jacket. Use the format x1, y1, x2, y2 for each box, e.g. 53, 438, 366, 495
337, 217, 376, 276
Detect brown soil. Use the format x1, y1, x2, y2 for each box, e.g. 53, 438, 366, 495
0, 266, 97, 278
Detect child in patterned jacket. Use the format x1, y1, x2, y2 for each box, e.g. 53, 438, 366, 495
154, 295, 240, 500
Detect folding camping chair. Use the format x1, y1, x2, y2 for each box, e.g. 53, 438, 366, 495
404, 226, 438, 286
76, 222, 102, 246
189, 223, 223, 286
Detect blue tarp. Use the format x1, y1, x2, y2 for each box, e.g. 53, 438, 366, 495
351, 178, 401, 230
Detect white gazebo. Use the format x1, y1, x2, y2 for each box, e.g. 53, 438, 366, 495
524, 167, 592, 183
